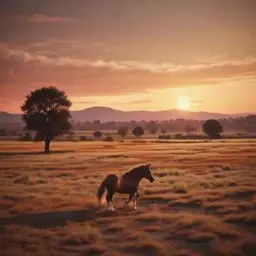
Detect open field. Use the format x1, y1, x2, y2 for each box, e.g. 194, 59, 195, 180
0, 140, 256, 256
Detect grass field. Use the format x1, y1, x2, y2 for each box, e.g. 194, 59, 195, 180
0, 140, 256, 256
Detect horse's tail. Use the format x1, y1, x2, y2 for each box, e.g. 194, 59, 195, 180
97, 178, 107, 204
97, 175, 118, 205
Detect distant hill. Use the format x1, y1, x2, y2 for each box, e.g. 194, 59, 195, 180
0, 107, 253, 123
71, 107, 232, 122
0, 111, 23, 123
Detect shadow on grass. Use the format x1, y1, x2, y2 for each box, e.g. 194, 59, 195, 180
0, 150, 74, 156
0, 208, 123, 229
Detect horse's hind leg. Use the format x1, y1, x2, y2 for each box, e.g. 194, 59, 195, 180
106, 190, 115, 211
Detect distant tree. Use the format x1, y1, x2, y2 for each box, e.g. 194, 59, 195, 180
160, 127, 167, 134
104, 135, 114, 141
184, 124, 196, 135
147, 121, 158, 134
93, 131, 103, 138
203, 119, 223, 139
19, 132, 33, 141
132, 126, 144, 137
21, 87, 72, 153
0, 129, 7, 136
117, 126, 128, 137
80, 136, 93, 141
94, 120, 101, 125
245, 115, 256, 133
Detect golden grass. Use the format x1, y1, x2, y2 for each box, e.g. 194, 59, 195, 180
172, 181, 189, 193
120, 239, 167, 256
0, 139, 256, 255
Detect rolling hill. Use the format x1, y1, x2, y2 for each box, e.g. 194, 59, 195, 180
0, 107, 253, 123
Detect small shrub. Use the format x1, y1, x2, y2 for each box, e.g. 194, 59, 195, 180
14, 175, 33, 185
61, 223, 101, 246
222, 166, 232, 171
172, 181, 188, 193
85, 245, 106, 255
158, 134, 171, 139
80, 136, 93, 141
121, 238, 167, 256
174, 133, 184, 139
104, 135, 114, 142
93, 131, 103, 138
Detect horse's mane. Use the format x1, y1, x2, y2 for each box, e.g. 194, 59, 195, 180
123, 164, 145, 176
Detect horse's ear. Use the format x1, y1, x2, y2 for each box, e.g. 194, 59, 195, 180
147, 163, 151, 167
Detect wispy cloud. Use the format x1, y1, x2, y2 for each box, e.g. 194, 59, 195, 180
191, 100, 205, 104
119, 100, 154, 105
1, 44, 256, 101
2, 45, 256, 75
28, 14, 74, 23
73, 101, 97, 104
170, 100, 205, 104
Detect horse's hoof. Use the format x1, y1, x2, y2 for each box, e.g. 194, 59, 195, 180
108, 207, 116, 212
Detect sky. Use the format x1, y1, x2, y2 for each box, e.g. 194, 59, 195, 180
0, 0, 255, 114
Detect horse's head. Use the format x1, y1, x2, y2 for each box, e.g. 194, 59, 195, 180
142, 164, 155, 183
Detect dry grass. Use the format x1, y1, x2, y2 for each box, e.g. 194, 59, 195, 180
120, 238, 167, 256
172, 181, 189, 193
0, 139, 256, 255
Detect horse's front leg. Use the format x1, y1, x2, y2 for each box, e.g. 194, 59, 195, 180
133, 191, 140, 210
122, 192, 134, 208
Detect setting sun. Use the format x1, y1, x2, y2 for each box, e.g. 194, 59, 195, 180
176, 96, 191, 110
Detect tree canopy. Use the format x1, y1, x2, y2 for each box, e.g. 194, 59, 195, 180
147, 121, 158, 134
117, 126, 128, 137
21, 87, 72, 153
132, 126, 144, 137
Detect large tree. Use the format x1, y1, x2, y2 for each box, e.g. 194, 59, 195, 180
21, 87, 72, 153
203, 119, 223, 139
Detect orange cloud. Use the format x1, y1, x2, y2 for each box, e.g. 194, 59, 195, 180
118, 100, 154, 105
2, 45, 256, 74
0, 45, 256, 104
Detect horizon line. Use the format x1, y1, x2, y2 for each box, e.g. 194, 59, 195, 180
1, 106, 255, 116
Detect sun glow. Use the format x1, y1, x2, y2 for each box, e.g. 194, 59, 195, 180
176, 96, 191, 110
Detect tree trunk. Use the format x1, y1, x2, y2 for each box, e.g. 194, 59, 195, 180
44, 139, 50, 153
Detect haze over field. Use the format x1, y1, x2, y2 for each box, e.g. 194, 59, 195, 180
0, 107, 254, 123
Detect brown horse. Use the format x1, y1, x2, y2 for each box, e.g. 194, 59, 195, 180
97, 164, 155, 211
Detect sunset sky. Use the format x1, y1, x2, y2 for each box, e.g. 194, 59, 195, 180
0, 0, 255, 114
